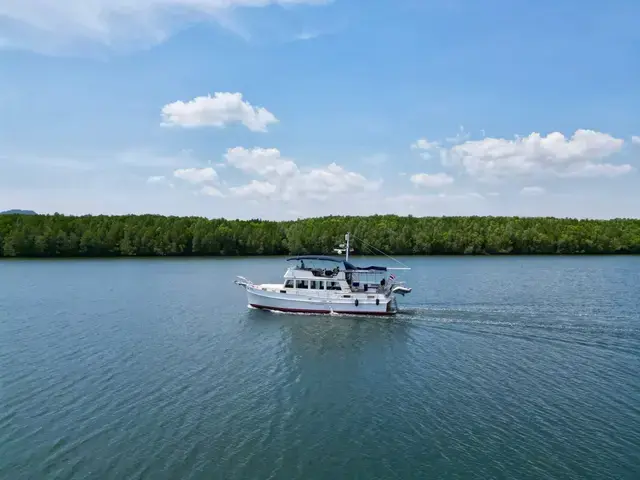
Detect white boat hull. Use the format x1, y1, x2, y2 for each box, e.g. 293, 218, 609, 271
244, 285, 396, 315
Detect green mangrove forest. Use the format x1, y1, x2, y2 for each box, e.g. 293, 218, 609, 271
0, 214, 639, 257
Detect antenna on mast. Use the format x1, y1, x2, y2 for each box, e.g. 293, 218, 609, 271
333, 232, 353, 260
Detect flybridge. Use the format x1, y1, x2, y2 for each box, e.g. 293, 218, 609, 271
286, 255, 389, 271
286, 232, 411, 272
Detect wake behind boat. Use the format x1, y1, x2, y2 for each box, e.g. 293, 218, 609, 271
234, 233, 412, 315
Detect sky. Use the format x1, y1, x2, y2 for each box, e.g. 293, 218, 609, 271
1, 0, 639, 220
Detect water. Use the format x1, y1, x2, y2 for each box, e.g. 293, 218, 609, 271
1, 256, 639, 479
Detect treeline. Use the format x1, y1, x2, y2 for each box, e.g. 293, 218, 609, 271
1, 214, 639, 257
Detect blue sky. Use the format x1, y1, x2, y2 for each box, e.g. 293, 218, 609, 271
1, 0, 639, 219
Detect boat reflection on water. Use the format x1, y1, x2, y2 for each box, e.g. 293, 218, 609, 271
246, 304, 413, 364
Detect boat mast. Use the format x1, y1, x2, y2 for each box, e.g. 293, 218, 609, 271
345, 232, 350, 262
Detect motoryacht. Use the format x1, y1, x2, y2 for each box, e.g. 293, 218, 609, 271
234, 233, 411, 315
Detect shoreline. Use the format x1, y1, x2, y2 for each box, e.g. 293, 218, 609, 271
2, 253, 639, 259
2, 214, 639, 257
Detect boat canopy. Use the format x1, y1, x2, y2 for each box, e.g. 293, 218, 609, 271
357, 265, 387, 271
286, 255, 387, 272
286, 255, 343, 263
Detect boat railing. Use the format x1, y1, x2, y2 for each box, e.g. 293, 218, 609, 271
234, 276, 254, 288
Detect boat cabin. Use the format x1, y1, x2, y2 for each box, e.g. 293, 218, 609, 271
284, 256, 391, 294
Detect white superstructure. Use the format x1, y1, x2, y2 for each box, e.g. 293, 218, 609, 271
234, 233, 411, 315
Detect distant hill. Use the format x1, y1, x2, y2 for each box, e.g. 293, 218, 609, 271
0, 209, 37, 215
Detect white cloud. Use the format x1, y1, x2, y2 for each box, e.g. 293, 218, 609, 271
561, 163, 633, 178
412, 126, 471, 159
147, 175, 166, 183
632, 136, 640, 145
230, 180, 277, 198
285, 163, 379, 201
161, 92, 278, 132
411, 138, 440, 159
173, 167, 218, 184
200, 185, 224, 197
443, 129, 629, 180
410, 172, 454, 188
294, 31, 321, 41
445, 125, 470, 144
411, 138, 440, 151
0, 0, 330, 54
224, 147, 380, 201
225, 147, 298, 177
521, 186, 545, 196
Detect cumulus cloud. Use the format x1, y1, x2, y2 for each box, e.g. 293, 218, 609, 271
439, 129, 630, 180
561, 162, 633, 178
225, 147, 298, 177
173, 167, 218, 184
410, 172, 454, 188
0, 0, 330, 54
147, 175, 175, 188
230, 180, 277, 198
632, 136, 640, 145
169, 167, 223, 196
284, 163, 379, 201
521, 186, 545, 196
200, 185, 224, 197
161, 93, 278, 132
224, 147, 380, 201
411, 138, 440, 159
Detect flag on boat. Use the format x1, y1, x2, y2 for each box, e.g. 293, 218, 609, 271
389, 274, 396, 281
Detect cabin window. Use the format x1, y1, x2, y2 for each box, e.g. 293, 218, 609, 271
296, 280, 309, 289
284, 280, 294, 288
327, 281, 341, 291
310, 280, 325, 290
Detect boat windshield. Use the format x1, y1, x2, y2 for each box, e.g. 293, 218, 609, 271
287, 257, 341, 277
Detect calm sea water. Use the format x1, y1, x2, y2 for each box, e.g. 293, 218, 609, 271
1, 256, 639, 479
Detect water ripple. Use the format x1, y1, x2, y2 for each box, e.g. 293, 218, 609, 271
1, 257, 639, 479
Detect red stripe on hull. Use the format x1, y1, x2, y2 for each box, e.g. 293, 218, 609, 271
249, 304, 395, 316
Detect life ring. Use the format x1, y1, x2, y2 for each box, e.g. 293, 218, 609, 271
355, 299, 359, 307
